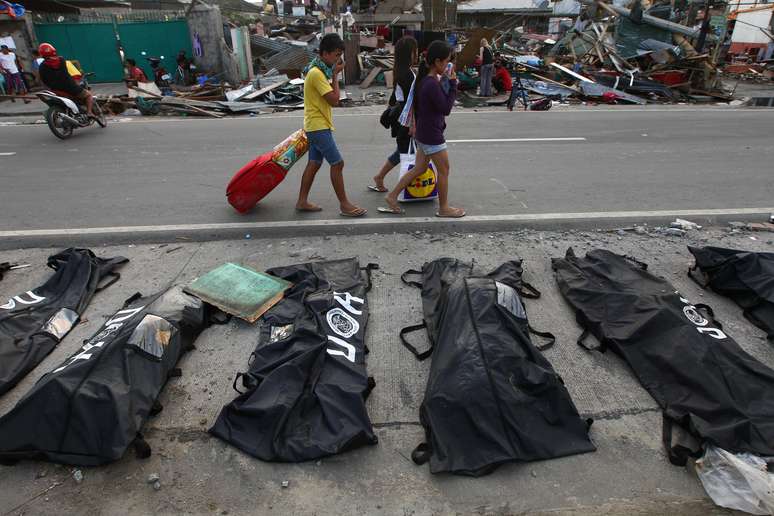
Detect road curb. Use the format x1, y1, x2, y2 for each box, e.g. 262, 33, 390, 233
1, 208, 772, 250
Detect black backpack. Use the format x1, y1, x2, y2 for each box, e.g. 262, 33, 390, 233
0, 248, 127, 396
0, 285, 209, 466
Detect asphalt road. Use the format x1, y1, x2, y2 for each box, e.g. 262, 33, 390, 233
1, 106, 773, 233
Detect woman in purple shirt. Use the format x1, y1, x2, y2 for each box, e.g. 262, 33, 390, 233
381, 40, 465, 218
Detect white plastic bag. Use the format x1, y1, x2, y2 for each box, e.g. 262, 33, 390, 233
397, 140, 438, 203
696, 445, 774, 515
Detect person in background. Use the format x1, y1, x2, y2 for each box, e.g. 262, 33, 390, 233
0, 45, 28, 98
176, 50, 192, 85
478, 38, 494, 97
380, 40, 465, 218
369, 35, 418, 193
492, 59, 512, 94
31, 49, 43, 81
125, 58, 148, 83
37, 43, 96, 117
296, 33, 367, 217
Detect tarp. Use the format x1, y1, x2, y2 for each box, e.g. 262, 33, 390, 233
0, 285, 208, 466
688, 246, 774, 341
0, 248, 127, 396
401, 258, 595, 476
553, 248, 774, 465
210, 258, 379, 462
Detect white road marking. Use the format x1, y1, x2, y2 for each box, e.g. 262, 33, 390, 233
449, 137, 586, 143
0, 152, 16, 156
1, 207, 772, 239
0, 107, 771, 128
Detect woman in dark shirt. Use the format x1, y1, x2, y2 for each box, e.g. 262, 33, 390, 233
370, 36, 418, 192
479, 38, 494, 97
380, 40, 465, 218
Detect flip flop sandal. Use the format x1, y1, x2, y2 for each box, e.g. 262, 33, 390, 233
435, 210, 466, 218
340, 208, 367, 217
377, 206, 405, 214
367, 185, 388, 193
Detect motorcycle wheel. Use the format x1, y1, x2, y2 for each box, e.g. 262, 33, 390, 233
45, 106, 73, 140
94, 103, 107, 128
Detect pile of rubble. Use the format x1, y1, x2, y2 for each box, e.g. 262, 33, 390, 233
459, 0, 762, 106
97, 70, 305, 118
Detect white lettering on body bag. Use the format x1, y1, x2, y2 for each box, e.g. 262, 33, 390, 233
52, 306, 144, 373
678, 295, 728, 340
0, 291, 46, 310
325, 291, 365, 363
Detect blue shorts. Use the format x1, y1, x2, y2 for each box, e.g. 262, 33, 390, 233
415, 140, 447, 156
307, 129, 343, 165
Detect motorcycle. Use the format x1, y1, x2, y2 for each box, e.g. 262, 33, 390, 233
36, 73, 106, 140
146, 57, 171, 89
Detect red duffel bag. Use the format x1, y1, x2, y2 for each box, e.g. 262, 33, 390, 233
226, 151, 287, 214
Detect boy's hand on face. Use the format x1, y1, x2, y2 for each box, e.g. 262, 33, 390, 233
334, 60, 345, 76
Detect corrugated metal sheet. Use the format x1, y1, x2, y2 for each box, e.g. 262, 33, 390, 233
251, 35, 293, 55
263, 47, 314, 71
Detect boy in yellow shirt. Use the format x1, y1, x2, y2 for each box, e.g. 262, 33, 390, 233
296, 34, 366, 217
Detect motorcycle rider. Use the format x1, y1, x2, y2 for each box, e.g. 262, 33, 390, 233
37, 43, 96, 118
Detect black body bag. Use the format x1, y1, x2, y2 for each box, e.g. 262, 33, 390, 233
688, 246, 774, 341
210, 258, 379, 462
400, 258, 595, 476
553, 248, 774, 465
0, 285, 207, 466
0, 248, 127, 396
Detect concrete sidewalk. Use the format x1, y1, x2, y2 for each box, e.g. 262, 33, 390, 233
0, 225, 772, 515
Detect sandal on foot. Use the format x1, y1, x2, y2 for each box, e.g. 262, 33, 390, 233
435, 209, 466, 218
340, 207, 367, 217
367, 185, 388, 193
377, 206, 405, 214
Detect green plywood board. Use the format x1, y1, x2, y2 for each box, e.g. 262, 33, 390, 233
185, 263, 292, 323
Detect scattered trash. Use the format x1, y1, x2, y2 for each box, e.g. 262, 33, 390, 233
655, 227, 686, 237
147, 473, 160, 484
281, 480, 289, 488
72, 469, 83, 484
670, 219, 702, 231
696, 445, 774, 515
748, 223, 774, 233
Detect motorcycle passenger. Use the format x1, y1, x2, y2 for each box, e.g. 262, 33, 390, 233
37, 43, 96, 118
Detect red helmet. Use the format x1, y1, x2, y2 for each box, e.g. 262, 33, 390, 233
38, 43, 57, 58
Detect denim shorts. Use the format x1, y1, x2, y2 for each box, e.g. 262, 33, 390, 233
387, 135, 411, 166
415, 140, 447, 156
307, 129, 343, 165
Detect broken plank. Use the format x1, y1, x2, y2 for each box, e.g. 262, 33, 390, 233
360, 66, 382, 89
550, 62, 595, 83
243, 77, 290, 100
531, 73, 583, 94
